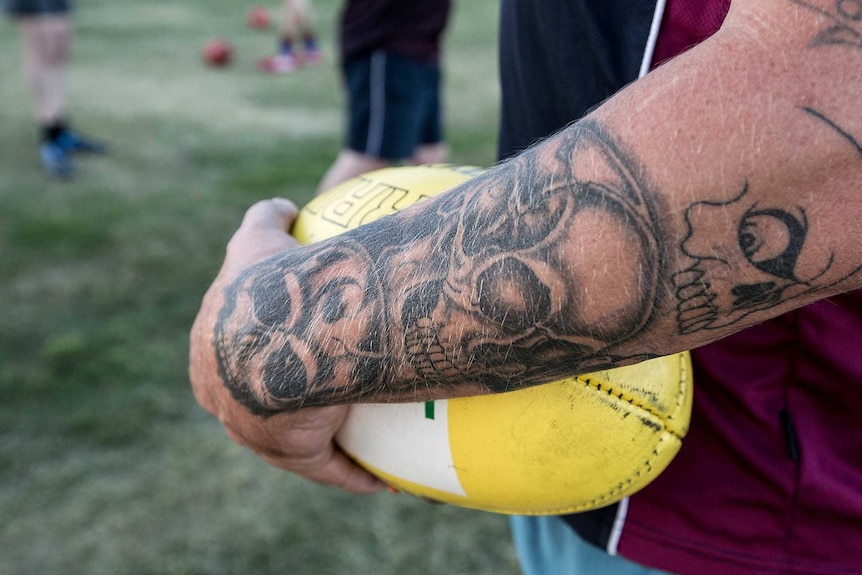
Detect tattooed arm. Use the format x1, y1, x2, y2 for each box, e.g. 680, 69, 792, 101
190, 0, 862, 487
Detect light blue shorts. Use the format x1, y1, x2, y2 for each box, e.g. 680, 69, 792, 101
510, 515, 672, 575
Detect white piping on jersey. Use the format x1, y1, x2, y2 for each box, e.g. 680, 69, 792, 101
639, 0, 668, 78
607, 496, 630, 556
366, 49, 387, 156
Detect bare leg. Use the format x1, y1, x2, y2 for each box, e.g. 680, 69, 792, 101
282, 0, 314, 40
406, 142, 448, 166
316, 149, 390, 195
19, 15, 71, 125
283, 0, 321, 64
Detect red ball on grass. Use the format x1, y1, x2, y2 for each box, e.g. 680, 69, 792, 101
203, 38, 233, 67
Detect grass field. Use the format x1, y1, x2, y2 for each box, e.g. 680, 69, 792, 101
0, 1, 522, 573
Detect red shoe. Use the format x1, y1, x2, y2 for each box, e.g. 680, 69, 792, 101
256, 53, 300, 74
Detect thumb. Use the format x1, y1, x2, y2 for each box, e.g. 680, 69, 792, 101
226, 198, 300, 265
239, 198, 298, 234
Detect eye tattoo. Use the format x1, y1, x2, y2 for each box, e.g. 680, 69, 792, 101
738, 206, 808, 281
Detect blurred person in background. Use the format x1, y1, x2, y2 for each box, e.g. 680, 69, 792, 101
315, 0, 451, 194
4, 0, 105, 179
257, 0, 323, 74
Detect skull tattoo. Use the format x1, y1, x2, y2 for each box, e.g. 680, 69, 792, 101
674, 183, 862, 334
216, 240, 389, 416
382, 122, 665, 392
214, 121, 668, 413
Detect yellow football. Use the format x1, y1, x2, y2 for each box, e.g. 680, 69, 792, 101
292, 164, 692, 515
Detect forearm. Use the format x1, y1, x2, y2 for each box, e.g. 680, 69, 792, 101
598, 0, 862, 335
214, 0, 862, 416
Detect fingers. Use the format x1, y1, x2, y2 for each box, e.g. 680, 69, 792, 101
219, 406, 386, 495
263, 448, 387, 495
225, 198, 301, 269
240, 198, 298, 233
225, 427, 384, 494
311, 450, 388, 495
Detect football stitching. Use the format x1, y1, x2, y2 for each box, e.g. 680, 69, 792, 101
575, 352, 689, 441
483, 353, 690, 515
484, 433, 676, 516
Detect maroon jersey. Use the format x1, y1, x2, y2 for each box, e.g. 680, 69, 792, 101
651, 0, 731, 68
499, 0, 862, 573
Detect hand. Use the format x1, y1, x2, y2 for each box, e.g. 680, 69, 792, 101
189, 198, 385, 494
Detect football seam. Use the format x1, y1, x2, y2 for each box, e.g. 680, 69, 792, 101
484, 433, 678, 516
510, 353, 689, 516
576, 352, 689, 441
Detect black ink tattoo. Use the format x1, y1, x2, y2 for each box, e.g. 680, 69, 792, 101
674, 101, 862, 335
216, 241, 391, 416
790, 0, 862, 49
214, 120, 668, 415
802, 106, 862, 156
390, 123, 665, 394
672, 180, 862, 334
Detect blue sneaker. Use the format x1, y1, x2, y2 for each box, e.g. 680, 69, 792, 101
40, 140, 74, 179
55, 129, 107, 155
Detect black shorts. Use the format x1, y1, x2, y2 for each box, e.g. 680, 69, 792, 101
4, 0, 71, 16
343, 49, 443, 161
